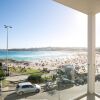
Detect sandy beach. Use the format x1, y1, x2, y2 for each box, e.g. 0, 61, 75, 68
1, 52, 100, 74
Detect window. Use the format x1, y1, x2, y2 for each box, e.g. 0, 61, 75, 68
28, 85, 33, 88
22, 85, 29, 88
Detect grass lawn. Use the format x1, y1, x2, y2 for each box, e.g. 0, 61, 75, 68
25, 68, 41, 74
9, 67, 42, 75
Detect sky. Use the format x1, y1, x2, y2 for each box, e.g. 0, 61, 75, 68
0, 0, 100, 49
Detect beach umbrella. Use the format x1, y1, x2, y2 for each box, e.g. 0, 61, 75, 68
54, 0, 100, 95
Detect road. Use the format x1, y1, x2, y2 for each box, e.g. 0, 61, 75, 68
0, 82, 99, 100
0, 78, 99, 100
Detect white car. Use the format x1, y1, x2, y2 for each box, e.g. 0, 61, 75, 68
16, 82, 41, 95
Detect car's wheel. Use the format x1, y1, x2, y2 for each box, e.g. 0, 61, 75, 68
18, 91, 24, 95
35, 89, 40, 93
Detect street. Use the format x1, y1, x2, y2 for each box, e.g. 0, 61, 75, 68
0, 74, 100, 100
1, 82, 100, 100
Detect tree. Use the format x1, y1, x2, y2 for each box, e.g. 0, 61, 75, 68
0, 62, 5, 79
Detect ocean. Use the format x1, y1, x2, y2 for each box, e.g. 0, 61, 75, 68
0, 50, 75, 61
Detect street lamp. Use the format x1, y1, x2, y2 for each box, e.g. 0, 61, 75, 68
4, 25, 12, 76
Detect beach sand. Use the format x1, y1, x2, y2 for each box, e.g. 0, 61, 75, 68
1, 52, 100, 74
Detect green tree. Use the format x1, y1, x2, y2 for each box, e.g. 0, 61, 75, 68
0, 70, 5, 78
0, 62, 5, 79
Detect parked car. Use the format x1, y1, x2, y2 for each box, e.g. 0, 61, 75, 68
95, 74, 100, 81
57, 77, 74, 88
16, 82, 41, 95
61, 78, 74, 84
82, 76, 88, 84
74, 78, 84, 86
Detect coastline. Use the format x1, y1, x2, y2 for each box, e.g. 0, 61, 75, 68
0, 52, 87, 70
0, 52, 100, 74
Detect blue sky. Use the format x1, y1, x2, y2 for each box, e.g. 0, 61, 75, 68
0, 0, 100, 49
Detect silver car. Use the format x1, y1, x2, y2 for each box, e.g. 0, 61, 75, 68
16, 82, 41, 95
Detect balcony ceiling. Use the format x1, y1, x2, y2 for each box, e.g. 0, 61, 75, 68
54, 0, 100, 14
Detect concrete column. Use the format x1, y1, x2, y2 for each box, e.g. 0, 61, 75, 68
87, 12, 96, 94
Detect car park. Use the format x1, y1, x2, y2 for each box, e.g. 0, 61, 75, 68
16, 82, 41, 95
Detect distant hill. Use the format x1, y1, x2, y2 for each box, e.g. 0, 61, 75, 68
0, 47, 87, 51
1, 47, 100, 52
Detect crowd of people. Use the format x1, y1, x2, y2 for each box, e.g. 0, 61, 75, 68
0, 52, 100, 74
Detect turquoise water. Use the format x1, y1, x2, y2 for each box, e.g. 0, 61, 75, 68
0, 50, 73, 61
